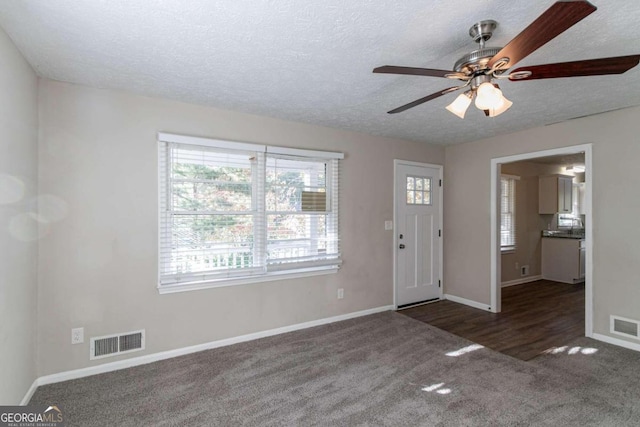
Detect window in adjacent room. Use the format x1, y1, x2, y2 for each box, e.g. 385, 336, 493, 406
500, 175, 517, 252
158, 133, 342, 292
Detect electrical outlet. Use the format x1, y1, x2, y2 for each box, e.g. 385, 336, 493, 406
337, 288, 344, 299
521, 265, 530, 277
71, 327, 84, 344
515, 262, 519, 271
384, 220, 393, 231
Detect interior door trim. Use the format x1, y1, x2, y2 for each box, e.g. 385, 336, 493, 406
489, 143, 593, 338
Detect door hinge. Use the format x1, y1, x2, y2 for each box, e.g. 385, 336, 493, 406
439, 179, 442, 187
438, 229, 441, 237
438, 279, 441, 288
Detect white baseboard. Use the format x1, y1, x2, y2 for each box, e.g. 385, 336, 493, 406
20, 378, 39, 405
592, 333, 640, 352
444, 294, 491, 312
32, 305, 393, 389
501, 275, 543, 288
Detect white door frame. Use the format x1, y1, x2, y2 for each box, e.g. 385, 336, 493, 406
489, 144, 593, 337
393, 159, 444, 309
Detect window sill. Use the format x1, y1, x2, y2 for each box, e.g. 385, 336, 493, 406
501, 247, 516, 254
158, 265, 339, 295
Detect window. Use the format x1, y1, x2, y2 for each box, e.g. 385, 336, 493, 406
500, 175, 516, 252
558, 183, 584, 229
406, 176, 432, 205
158, 133, 342, 291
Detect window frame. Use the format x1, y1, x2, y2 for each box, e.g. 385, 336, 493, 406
405, 175, 433, 205
500, 174, 518, 253
157, 133, 343, 294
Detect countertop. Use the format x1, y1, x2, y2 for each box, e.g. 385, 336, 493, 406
541, 230, 585, 240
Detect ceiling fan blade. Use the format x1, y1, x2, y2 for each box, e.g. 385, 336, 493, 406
373, 65, 457, 78
387, 87, 460, 114
487, 1, 597, 70
508, 55, 640, 81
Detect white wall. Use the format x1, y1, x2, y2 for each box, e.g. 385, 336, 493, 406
37, 80, 444, 376
444, 106, 640, 344
0, 28, 38, 404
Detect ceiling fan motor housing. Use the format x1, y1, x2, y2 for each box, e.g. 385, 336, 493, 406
453, 47, 502, 75
454, 20, 505, 76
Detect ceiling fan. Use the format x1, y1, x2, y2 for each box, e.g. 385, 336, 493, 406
373, 0, 640, 118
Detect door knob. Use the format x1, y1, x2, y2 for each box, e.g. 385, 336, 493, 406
399, 244, 405, 249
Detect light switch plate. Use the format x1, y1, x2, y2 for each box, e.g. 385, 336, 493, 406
384, 220, 393, 231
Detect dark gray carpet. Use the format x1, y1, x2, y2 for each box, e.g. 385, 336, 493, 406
31, 312, 640, 426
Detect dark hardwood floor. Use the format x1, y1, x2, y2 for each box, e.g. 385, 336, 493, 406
400, 280, 585, 361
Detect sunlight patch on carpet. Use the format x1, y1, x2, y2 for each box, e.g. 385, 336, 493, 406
543, 345, 598, 355
446, 344, 484, 357
421, 383, 452, 395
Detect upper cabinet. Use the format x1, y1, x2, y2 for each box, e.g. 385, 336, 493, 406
539, 174, 573, 214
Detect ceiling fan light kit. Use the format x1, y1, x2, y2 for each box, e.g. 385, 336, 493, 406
373, 0, 640, 119
445, 92, 473, 118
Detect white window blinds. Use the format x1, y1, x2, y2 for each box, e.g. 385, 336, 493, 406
500, 175, 516, 251
158, 134, 342, 287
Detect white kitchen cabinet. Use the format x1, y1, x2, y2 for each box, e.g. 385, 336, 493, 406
539, 174, 573, 214
541, 237, 585, 284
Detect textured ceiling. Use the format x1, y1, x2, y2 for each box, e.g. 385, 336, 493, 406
1, 0, 639, 145
531, 153, 585, 166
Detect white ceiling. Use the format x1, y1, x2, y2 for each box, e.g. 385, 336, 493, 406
1, 0, 639, 145
530, 153, 585, 166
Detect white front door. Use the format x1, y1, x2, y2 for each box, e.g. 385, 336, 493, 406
395, 162, 442, 307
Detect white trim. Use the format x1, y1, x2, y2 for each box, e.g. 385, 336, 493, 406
501, 173, 521, 180
158, 266, 338, 294
444, 294, 492, 312
158, 132, 344, 160
490, 143, 593, 337
585, 146, 593, 337
501, 275, 543, 288
158, 132, 266, 152
20, 379, 39, 405
33, 305, 393, 387
393, 160, 444, 310
592, 333, 640, 352
490, 160, 500, 312
266, 145, 344, 159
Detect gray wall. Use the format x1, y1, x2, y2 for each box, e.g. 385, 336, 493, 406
37, 80, 444, 376
0, 28, 38, 404
444, 105, 640, 343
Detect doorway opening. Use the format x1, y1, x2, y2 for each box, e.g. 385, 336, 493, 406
490, 144, 592, 338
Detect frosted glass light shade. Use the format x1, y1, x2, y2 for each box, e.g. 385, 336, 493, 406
474, 82, 502, 110
445, 92, 472, 119
488, 95, 513, 117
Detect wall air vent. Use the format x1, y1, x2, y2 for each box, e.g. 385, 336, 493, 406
610, 316, 640, 340
90, 330, 145, 360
